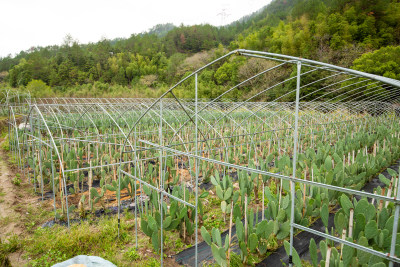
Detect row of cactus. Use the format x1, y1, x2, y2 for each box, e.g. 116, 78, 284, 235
201, 121, 400, 266
13, 107, 400, 266
23, 111, 390, 211
308, 166, 400, 267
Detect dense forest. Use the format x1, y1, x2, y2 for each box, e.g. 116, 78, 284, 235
0, 0, 399, 99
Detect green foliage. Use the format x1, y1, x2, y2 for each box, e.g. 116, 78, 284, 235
124, 247, 141, 261
320, 203, 329, 229
30, 250, 68, 267
214, 58, 245, 86
339, 194, 353, 216
0, 235, 22, 267
364, 220, 378, 240
1, 0, 399, 100
309, 238, 318, 267
26, 79, 54, 98
352, 46, 400, 80
24, 217, 134, 266
283, 240, 302, 267
202, 226, 229, 267
342, 238, 355, 267
11, 176, 21, 186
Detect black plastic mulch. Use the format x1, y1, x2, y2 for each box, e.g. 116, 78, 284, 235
257, 159, 399, 266
175, 211, 263, 266
175, 159, 400, 267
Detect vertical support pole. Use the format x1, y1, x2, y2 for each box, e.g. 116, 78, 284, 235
7, 106, 11, 152
117, 168, 121, 238
134, 126, 138, 249
30, 115, 37, 191
195, 73, 199, 267
38, 140, 44, 201
159, 99, 163, 266
389, 171, 400, 267
21, 123, 27, 180
26, 133, 31, 184
139, 104, 144, 217
17, 131, 22, 171
134, 125, 138, 249
9, 107, 14, 164
11, 106, 22, 170
289, 60, 301, 267
51, 147, 57, 220
32, 139, 37, 192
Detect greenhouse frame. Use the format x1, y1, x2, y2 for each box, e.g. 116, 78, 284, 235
6, 49, 400, 266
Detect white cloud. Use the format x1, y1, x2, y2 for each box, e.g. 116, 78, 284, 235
0, 0, 270, 57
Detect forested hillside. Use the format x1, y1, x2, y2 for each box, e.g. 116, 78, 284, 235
0, 0, 399, 99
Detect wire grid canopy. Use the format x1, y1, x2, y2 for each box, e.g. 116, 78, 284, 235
6, 49, 400, 266
119, 49, 400, 266
0, 89, 31, 116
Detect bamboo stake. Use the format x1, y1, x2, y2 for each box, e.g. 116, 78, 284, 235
227, 199, 234, 265
348, 208, 354, 238
371, 190, 376, 205
89, 159, 92, 210
340, 229, 347, 259
326, 246, 331, 267
385, 177, 394, 208
379, 188, 386, 210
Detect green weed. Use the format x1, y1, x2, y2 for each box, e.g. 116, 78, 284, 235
30, 250, 67, 267
123, 247, 140, 261
1, 136, 9, 151
24, 216, 136, 266
142, 257, 161, 267
0, 235, 23, 267
11, 177, 21, 186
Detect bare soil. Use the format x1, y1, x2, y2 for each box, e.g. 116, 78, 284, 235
0, 139, 30, 266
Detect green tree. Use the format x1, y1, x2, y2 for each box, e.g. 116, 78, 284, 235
352, 46, 400, 79
26, 79, 54, 98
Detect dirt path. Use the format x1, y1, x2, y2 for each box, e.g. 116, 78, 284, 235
0, 140, 28, 266
0, 158, 22, 238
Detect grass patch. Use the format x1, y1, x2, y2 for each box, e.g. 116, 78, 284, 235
11, 177, 21, 186
1, 135, 9, 151
22, 204, 54, 233
202, 196, 225, 230
123, 247, 141, 261
0, 235, 23, 267
24, 216, 138, 267
0, 216, 13, 227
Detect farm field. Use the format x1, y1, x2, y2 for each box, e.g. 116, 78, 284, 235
2, 50, 400, 267
4, 99, 400, 267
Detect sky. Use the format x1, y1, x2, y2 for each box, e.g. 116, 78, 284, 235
0, 0, 270, 58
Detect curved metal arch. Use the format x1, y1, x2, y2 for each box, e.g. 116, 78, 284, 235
70, 104, 100, 135
32, 104, 71, 227
95, 103, 136, 233
237, 49, 400, 88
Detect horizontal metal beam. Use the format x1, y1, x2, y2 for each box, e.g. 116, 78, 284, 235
120, 170, 195, 208
138, 139, 400, 204
293, 223, 400, 263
